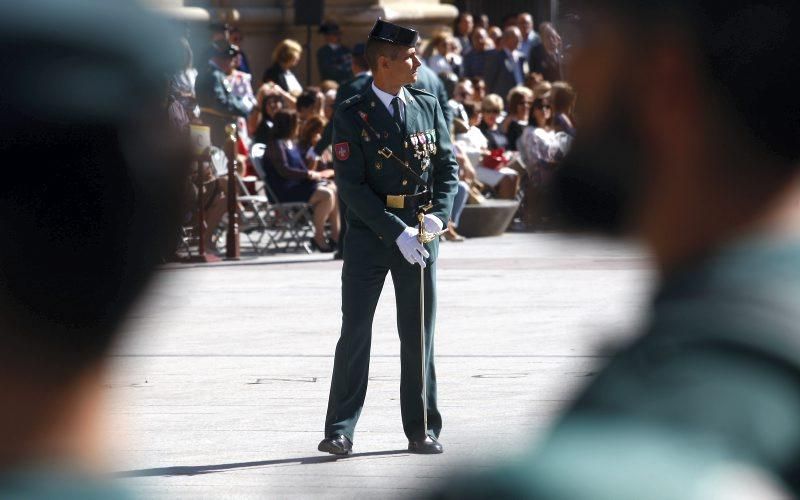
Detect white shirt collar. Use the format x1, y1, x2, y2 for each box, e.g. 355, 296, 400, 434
371, 82, 407, 115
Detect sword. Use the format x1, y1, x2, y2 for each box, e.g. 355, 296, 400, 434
416, 202, 446, 438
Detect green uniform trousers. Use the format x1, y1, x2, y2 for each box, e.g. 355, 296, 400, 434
324, 221, 441, 442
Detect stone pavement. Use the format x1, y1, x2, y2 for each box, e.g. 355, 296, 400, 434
107, 232, 652, 499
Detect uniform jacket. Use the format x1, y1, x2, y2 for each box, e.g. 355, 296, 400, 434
332, 86, 459, 246
317, 44, 353, 83
195, 61, 251, 146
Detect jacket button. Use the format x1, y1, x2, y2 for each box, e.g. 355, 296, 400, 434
402, 179, 408, 186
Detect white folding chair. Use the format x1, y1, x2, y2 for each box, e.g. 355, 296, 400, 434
249, 143, 315, 254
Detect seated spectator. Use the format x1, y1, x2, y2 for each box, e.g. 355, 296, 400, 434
453, 12, 474, 54
296, 87, 325, 126
503, 86, 534, 151
446, 140, 483, 242
469, 76, 487, 104
530, 22, 564, 82
475, 13, 490, 30
457, 101, 519, 199
424, 32, 463, 78
462, 27, 493, 78
323, 87, 338, 121
529, 81, 553, 129
250, 90, 284, 144
298, 115, 333, 174
550, 81, 576, 136
262, 39, 304, 98
195, 42, 251, 147
517, 82, 571, 227
264, 111, 339, 252
448, 79, 474, 125
478, 93, 509, 150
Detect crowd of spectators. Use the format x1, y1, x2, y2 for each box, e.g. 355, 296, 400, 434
166, 10, 577, 254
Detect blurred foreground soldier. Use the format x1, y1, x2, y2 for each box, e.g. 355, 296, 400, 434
0, 0, 185, 497
435, 1, 800, 498
319, 19, 458, 456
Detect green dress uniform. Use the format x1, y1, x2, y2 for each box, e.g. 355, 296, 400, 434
323, 82, 459, 443
433, 236, 800, 498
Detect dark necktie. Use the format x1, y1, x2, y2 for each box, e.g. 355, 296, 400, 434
391, 96, 404, 131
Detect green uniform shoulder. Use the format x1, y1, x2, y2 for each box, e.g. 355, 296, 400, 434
406, 86, 436, 100
339, 93, 365, 111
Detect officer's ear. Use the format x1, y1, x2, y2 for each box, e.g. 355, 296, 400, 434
378, 54, 391, 71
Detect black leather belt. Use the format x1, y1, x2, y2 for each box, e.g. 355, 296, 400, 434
386, 191, 430, 209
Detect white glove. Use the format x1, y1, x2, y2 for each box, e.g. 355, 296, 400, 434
422, 214, 444, 234
395, 226, 430, 268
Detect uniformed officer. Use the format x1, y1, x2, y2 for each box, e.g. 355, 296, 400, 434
314, 43, 372, 158
318, 19, 458, 456
317, 22, 353, 84
314, 43, 372, 259
195, 42, 251, 147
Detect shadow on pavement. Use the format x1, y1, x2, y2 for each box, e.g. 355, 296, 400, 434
114, 449, 410, 477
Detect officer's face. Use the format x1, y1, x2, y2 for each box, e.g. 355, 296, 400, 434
384, 47, 422, 86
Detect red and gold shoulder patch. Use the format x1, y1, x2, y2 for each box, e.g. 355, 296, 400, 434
334, 142, 350, 161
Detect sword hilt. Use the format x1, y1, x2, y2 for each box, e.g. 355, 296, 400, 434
417, 202, 447, 244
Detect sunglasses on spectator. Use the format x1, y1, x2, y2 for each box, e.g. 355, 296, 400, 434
533, 99, 551, 110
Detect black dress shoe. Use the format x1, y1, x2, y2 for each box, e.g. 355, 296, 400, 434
408, 436, 443, 454
318, 434, 352, 455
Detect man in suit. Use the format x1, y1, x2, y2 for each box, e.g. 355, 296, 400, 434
517, 12, 541, 57
462, 27, 492, 78
484, 26, 527, 102
317, 22, 352, 84
318, 19, 458, 456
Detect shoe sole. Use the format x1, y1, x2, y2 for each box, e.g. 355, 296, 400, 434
408, 446, 444, 454
318, 441, 352, 455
